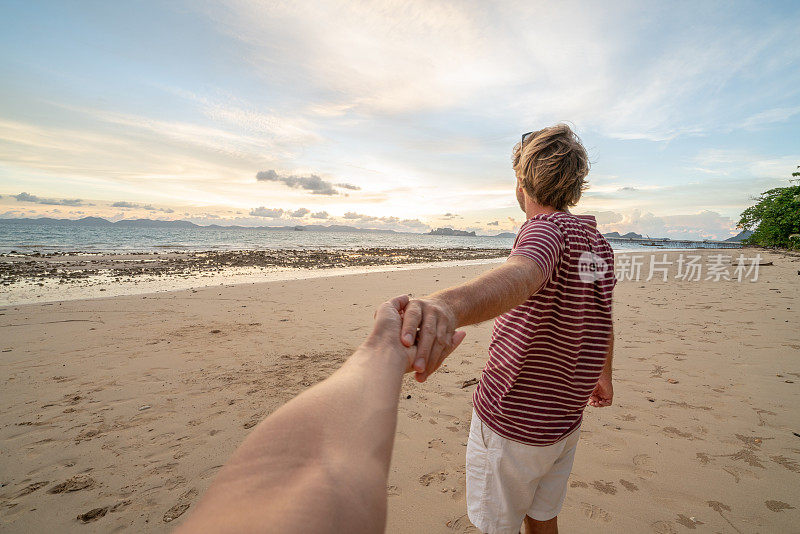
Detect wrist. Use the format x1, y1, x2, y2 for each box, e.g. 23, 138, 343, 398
427, 294, 458, 328
357, 337, 409, 373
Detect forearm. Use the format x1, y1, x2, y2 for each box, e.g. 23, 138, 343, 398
176, 344, 406, 534
601, 324, 614, 377
430, 258, 543, 327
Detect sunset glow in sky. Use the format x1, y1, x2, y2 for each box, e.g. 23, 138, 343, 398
1, 1, 798, 238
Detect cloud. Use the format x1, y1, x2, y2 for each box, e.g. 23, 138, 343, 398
487, 220, 499, 226
249, 206, 284, 218
111, 201, 173, 213
335, 183, 361, 191
256, 169, 359, 196
334, 211, 428, 231
740, 106, 800, 130
577, 209, 625, 225
204, 1, 800, 143
596, 209, 737, 240
399, 218, 429, 231
289, 208, 310, 217
618, 186, 638, 192
310, 211, 329, 219
14, 192, 83, 206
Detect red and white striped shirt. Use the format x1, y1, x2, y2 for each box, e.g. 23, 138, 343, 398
473, 212, 615, 446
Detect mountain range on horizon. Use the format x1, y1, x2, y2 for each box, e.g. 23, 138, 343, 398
0, 216, 751, 242
0, 216, 518, 238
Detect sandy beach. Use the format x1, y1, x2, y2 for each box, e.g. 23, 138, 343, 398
1, 249, 799, 533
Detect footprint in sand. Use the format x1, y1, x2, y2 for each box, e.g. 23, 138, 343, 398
569, 479, 589, 488
580, 502, 611, 522
163, 503, 190, 523
696, 452, 712, 465
619, 479, 638, 492
675, 514, 704, 529
48, 475, 96, 494
633, 454, 656, 479
650, 520, 678, 534
765, 500, 794, 512
12, 481, 48, 498
591, 480, 617, 495
723, 449, 765, 469
77, 507, 108, 523
770, 455, 800, 473
386, 484, 400, 496
663, 427, 702, 441
419, 470, 448, 487
163, 488, 198, 523
446, 513, 480, 532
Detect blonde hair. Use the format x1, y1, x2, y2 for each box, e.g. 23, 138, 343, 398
512, 123, 589, 210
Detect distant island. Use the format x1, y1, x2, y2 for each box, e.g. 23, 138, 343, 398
427, 227, 477, 237
603, 231, 644, 239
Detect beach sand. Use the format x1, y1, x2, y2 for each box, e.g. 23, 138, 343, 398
1, 249, 798, 532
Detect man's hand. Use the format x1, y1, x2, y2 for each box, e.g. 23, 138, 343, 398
399, 297, 457, 382
369, 295, 465, 376
588, 374, 613, 407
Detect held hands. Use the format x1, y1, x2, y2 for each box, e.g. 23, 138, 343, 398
399, 297, 458, 382
368, 295, 465, 378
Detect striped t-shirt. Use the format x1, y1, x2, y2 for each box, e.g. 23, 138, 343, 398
473, 211, 615, 446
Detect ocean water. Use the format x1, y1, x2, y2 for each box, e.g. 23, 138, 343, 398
0, 221, 725, 254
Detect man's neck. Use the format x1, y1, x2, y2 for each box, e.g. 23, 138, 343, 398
525, 201, 564, 219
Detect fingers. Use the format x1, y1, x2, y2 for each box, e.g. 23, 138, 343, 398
437, 330, 466, 368
413, 317, 437, 373
418, 321, 450, 380
415, 330, 466, 382
388, 294, 410, 313
587, 392, 612, 407
400, 300, 423, 347
374, 294, 409, 322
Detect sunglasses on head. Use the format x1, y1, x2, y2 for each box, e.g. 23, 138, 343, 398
521, 131, 534, 147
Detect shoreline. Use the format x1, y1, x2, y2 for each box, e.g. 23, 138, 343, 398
0, 248, 510, 306
0, 247, 771, 307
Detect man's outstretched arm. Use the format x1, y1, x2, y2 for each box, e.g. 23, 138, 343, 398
175, 295, 465, 534
400, 255, 544, 382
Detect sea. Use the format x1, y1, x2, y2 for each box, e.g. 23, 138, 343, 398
0, 221, 723, 253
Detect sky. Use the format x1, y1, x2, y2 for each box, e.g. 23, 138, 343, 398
0, 0, 798, 239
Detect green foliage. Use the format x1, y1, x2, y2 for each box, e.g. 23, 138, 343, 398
737, 166, 800, 250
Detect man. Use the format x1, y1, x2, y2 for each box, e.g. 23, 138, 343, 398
400, 123, 616, 534
176, 295, 467, 534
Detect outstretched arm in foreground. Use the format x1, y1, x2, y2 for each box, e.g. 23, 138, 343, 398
175, 295, 466, 534
401, 255, 544, 381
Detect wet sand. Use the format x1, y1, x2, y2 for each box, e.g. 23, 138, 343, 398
0, 249, 798, 532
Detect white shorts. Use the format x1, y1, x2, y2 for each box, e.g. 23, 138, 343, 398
466, 410, 580, 534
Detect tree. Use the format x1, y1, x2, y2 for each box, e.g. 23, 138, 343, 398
737, 166, 800, 250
